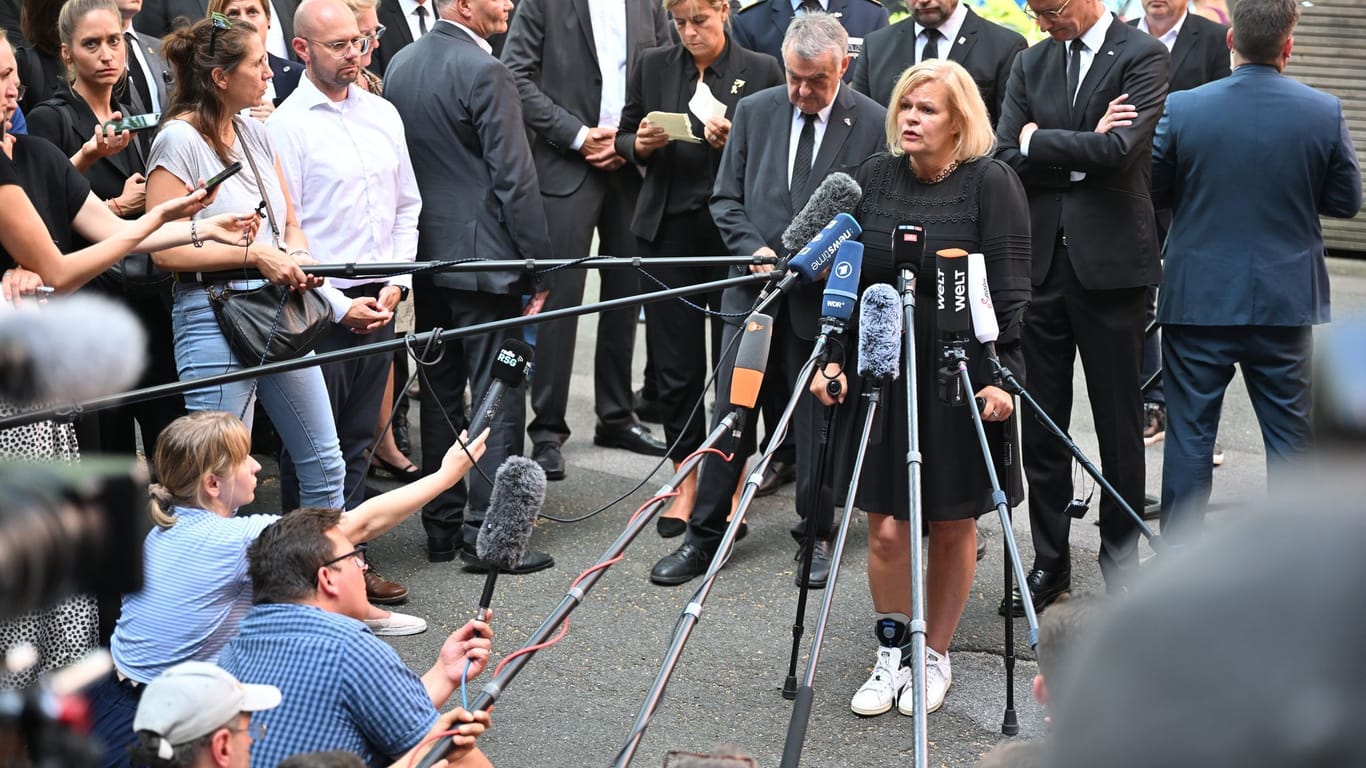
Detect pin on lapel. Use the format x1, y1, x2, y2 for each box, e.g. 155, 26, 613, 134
731, 79, 745, 94
958, 36, 966, 44
843, 117, 851, 126
1107, 50, 1115, 55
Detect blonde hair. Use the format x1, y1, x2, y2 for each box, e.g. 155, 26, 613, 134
884, 59, 995, 163
663, 0, 727, 13
342, 0, 379, 12
149, 411, 252, 528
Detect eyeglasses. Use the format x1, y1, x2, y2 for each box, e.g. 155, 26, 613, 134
209, 12, 232, 55
306, 35, 374, 58
322, 542, 369, 570
366, 23, 386, 42
228, 721, 267, 741
1023, 0, 1072, 20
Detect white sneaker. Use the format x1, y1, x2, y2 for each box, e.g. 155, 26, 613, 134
364, 611, 428, 636
899, 647, 952, 715
850, 646, 911, 716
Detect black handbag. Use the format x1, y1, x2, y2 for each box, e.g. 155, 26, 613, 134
207, 120, 332, 366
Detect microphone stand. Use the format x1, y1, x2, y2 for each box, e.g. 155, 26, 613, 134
988, 358, 1165, 548
0, 273, 769, 431
179, 254, 778, 280
896, 265, 930, 768
778, 376, 886, 768
415, 415, 743, 768
615, 350, 829, 768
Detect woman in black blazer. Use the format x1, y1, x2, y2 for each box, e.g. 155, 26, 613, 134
616, 0, 782, 537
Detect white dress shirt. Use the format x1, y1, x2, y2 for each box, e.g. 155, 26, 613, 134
397, 0, 432, 42
441, 18, 492, 55
122, 21, 161, 113
1020, 12, 1113, 181
266, 75, 420, 291
266, 0, 289, 59
1137, 11, 1186, 52
787, 86, 838, 187
571, 0, 628, 149
915, 0, 968, 62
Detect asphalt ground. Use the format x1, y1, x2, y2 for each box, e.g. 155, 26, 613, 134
240, 257, 1366, 768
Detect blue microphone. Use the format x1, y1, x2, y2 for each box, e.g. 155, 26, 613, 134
820, 239, 864, 327
792, 212, 862, 285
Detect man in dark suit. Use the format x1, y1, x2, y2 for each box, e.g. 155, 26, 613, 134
650, 12, 887, 587
501, 0, 673, 480
994, 0, 1169, 608
136, 0, 300, 60
1128, 0, 1230, 444
1152, 0, 1361, 539
732, 0, 888, 81
385, 0, 556, 573
367, 0, 423, 74
852, 0, 1025, 124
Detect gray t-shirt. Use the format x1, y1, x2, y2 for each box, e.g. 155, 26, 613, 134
148, 117, 289, 251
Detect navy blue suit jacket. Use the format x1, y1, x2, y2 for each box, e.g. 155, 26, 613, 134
1152, 64, 1362, 327
732, 0, 889, 79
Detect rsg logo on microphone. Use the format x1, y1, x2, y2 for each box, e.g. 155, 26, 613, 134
496, 346, 528, 370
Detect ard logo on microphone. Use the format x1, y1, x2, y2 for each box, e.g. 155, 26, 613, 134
833, 260, 854, 280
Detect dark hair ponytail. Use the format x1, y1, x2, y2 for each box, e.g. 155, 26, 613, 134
160, 16, 259, 164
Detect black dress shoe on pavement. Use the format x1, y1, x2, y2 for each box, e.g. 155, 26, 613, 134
650, 543, 712, 586
755, 461, 797, 498
594, 423, 668, 457
657, 517, 687, 538
633, 387, 665, 424
998, 567, 1071, 617
427, 536, 457, 563
795, 539, 833, 589
460, 547, 555, 575
532, 441, 566, 481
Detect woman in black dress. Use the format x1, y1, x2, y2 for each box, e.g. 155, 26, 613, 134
615, 0, 782, 537
811, 60, 1031, 718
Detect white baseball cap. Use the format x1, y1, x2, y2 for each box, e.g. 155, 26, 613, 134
133, 662, 281, 760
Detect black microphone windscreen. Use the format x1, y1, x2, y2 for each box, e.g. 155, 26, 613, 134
0, 295, 147, 405
857, 284, 902, 381
780, 172, 862, 251
935, 248, 971, 337
489, 338, 534, 386
476, 456, 544, 570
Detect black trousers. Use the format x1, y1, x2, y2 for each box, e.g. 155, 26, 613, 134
528, 166, 642, 446
641, 209, 726, 461
1021, 236, 1147, 585
416, 284, 525, 550
280, 284, 394, 512
683, 295, 835, 555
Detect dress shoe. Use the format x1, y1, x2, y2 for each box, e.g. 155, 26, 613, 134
657, 516, 687, 538
650, 543, 712, 586
633, 387, 665, 425
755, 461, 797, 498
593, 422, 668, 457
392, 416, 411, 456
998, 567, 1071, 617
364, 568, 408, 605
460, 547, 555, 575
369, 455, 421, 483
427, 536, 457, 563
532, 441, 566, 481
795, 539, 833, 589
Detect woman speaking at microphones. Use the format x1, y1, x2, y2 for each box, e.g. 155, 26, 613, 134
810, 60, 1031, 718
614, 0, 781, 537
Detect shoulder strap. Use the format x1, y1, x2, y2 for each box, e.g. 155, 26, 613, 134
233, 116, 282, 250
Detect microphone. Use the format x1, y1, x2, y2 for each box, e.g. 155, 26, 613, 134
780, 172, 862, 251
730, 313, 774, 410
468, 338, 533, 436
763, 213, 862, 301
0, 295, 147, 405
967, 251, 999, 345
935, 248, 970, 406
819, 240, 863, 330
892, 223, 927, 270
475, 456, 546, 622
856, 284, 902, 382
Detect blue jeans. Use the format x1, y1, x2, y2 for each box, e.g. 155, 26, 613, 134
171, 283, 344, 508
87, 672, 141, 768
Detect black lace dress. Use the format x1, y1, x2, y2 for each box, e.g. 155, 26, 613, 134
831, 152, 1032, 521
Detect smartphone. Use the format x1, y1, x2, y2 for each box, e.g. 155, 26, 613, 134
104, 112, 161, 133
203, 161, 243, 193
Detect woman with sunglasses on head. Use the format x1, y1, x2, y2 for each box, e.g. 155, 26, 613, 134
89, 411, 489, 768
144, 14, 360, 511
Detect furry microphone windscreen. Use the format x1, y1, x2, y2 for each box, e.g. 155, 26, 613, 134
780, 172, 862, 251
857, 283, 902, 381
0, 294, 147, 404
476, 456, 546, 570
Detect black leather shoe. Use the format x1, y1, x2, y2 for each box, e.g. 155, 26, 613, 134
594, 423, 668, 457
427, 536, 457, 563
998, 567, 1071, 617
392, 416, 411, 456
460, 547, 555, 575
633, 387, 665, 424
755, 461, 797, 498
795, 539, 833, 589
532, 441, 566, 481
657, 517, 687, 538
650, 543, 712, 586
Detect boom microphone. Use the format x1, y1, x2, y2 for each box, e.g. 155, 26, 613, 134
780, 172, 863, 251
856, 284, 902, 382
475, 456, 546, 622
468, 338, 533, 437
0, 294, 147, 405
819, 240, 863, 328
967, 252, 999, 345
730, 313, 774, 410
